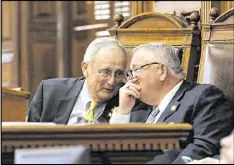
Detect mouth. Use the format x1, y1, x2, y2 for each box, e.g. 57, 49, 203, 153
103, 88, 115, 92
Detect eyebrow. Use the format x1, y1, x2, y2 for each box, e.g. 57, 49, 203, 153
100, 67, 124, 72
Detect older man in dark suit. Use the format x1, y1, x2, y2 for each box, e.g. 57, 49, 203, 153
109, 43, 234, 164
27, 37, 127, 124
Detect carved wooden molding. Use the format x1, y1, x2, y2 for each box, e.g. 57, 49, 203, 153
181, 9, 200, 28
110, 29, 193, 46
2, 124, 191, 153
213, 8, 234, 24
119, 12, 185, 29
202, 8, 234, 42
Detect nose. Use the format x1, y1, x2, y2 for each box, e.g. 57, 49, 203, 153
107, 74, 116, 85
131, 71, 139, 79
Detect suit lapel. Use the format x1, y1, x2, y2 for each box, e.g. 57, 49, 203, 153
101, 93, 120, 121
130, 99, 153, 122
157, 80, 192, 123
53, 78, 85, 124
130, 107, 152, 122
156, 100, 180, 123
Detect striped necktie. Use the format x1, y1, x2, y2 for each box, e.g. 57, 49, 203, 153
85, 101, 97, 122
146, 106, 160, 124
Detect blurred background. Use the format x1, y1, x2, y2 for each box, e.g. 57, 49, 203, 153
2, 1, 233, 96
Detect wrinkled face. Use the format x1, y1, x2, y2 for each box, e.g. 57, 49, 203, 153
130, 49, 166, 105
82, 46, 126, 102
220, 133, 234, 164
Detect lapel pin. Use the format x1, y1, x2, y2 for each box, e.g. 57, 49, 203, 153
108, 112, 113, 118
171, 105, 177, 111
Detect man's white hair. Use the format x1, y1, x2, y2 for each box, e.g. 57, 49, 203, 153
133, 42, 185, 79
83, 37, 127, 63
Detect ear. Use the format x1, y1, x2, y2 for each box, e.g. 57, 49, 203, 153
81, 62, 88, 77
159, 64, 167, 81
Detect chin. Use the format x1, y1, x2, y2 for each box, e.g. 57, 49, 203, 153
99, 94, 114, 102
139, 97, 151, 105
140, 96, 158, 106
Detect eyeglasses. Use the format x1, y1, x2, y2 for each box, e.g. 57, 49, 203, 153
98, 69, 125, 79
125, 62, 161, 78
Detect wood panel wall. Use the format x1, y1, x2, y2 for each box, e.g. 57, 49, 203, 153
20, 2, 58, 94
2, 1, 233, 96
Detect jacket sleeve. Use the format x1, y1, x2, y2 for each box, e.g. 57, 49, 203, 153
172, 85, 234, 164
27, 81, 44, 122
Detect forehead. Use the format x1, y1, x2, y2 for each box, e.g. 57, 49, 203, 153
131, 48, 156, 66
91, 46, 126, 68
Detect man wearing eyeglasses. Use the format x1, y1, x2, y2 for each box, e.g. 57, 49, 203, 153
109, 43, 233, 164
27, 37, 127, 124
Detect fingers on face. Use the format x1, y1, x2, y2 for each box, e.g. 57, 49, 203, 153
125, 78, 138, 85
123, 82, 141, 98
126, 74, 138, 81
124, 89, 140, 98
127, 86, 140, 97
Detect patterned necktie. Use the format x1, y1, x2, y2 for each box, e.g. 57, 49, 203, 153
146, 106, 160, 124
85, 101, 98, 122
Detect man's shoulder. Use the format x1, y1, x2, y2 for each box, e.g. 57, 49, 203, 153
186, 81, 222, 94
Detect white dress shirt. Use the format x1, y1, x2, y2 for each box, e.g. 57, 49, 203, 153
109, 80, 183, 124
67, 80, 106, 125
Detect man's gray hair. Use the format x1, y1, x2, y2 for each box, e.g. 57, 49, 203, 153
83, 37, 127, 63
133, 42, 185, 78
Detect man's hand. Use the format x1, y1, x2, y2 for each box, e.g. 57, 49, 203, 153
118, 78, 141, 115
187, 157, 219, 164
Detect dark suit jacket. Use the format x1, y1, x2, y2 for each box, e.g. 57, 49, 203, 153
130, 80, 234, 164
27, 77, 119, 124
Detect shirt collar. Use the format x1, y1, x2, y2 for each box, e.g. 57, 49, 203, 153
80, 80, 93, 103
158, 80, 183, 112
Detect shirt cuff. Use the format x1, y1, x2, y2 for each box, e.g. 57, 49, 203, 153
109, 111, 130, 124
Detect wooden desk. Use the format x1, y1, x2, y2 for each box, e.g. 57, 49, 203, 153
2, 87, 30, 121
2, 123, 191, 164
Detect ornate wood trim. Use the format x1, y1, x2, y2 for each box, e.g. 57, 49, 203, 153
213, 8, 234, 23
119, 12, 184, 28
110, 29, 193, 46
2, 124, 191, 153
